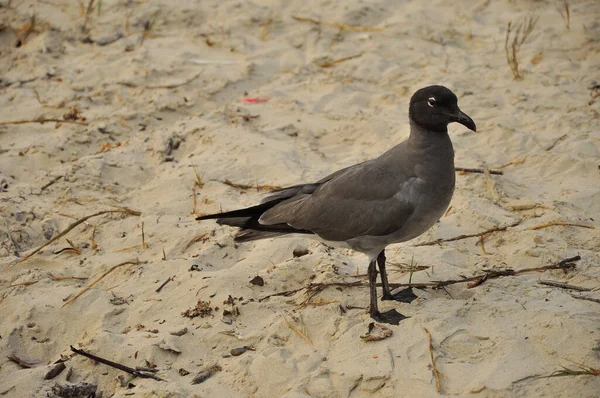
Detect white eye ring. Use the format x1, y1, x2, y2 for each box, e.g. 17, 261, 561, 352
427, 97, 436, 107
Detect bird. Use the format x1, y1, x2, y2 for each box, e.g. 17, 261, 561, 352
196, 85, 476, 324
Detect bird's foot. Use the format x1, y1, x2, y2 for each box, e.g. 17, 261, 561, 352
381, 287, 418, 303
371, 309, 408, 325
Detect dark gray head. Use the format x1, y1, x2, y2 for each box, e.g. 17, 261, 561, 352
409, 85, 476, 133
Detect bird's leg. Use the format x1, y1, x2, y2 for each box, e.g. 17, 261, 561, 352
377, 250, 392, 299
368, 257, 380, 319
369, 255, 408, 325
377, 250, 418, 304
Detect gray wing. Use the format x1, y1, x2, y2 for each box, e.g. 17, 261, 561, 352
259, 160, 418, 242
259, 161, 368, 204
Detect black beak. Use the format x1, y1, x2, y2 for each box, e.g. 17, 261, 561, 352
454, 109, 476, 132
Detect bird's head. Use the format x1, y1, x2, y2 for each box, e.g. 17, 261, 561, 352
409, 85, 476, 133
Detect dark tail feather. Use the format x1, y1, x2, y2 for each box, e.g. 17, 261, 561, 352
195, 202, 275, 221
233, 228, 295, 242
216, 217, 312, 242
197, 201, 313, 242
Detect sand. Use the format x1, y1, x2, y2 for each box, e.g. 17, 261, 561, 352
1, 0, 599, 397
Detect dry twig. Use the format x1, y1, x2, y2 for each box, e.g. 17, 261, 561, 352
537, 280, 591, 291
258, 257, 581, 300
424, 328, 442, 393
283, 312, 313, 346
570, 295, 600, 304
318, 53, 363, 68
141, 222, 147, 249
62, 259, 141, 306
156, 276, 174, 293
545, 134, 567, 151
455, 167, 503, 175
0, 118, 88, 126
183, 233, 208, 252
260, 281, 362, 302
8, 281, 38, 288
497, 157, 526, 169
7, 207, 140, 269
41, 176, 63, 190
91, 226, 99, 252
218, 179, 281, 191
388, 255, 581, 289
146, 71, 202, 89
82, 0, 96, 32
526, 221, 594, 231
542, 361, 599, 378
504, 16, 539, 79
70, 346, 163, 381
50, 275, 88, 281
415, 220, 522, 247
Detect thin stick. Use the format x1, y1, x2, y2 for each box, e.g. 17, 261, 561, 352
192, 184, 198, 214
7, 208, 141, 269
283, 313, 313, 346
260, 281, 363, 302
388, 256, 581, 289
504, 16, 539, 79
0, 119, 88, 126
318, 53, 363, 68
424, 328, 442, 393
478, 235, 487, 255
292, 15, 384, 32
570, 295, 600, 304
62, 259, 141, 307
141, 222, 147, 249
156, 276, 174, 293
545, 134, 567, 151
259, 287, 306, 302
41, 176, 63, 190
455, 167, 503, 175
70, 346, 164, 381
218, 179, 281, 191
542, 362, 600, 378
50, 275, 88, 281
538, 280, 591, 291
112, 245, 140, 252
183, 232, 208, 252
191, 163, 204, 188
508, 203, 549, 211
82, 0, 95, 32
146, 71, 202, 89
91, 226, 98, 252
259, 257, 581, 298
415, 220, 522, 247
8, 281, 38, 288
497, 157, 526, 169
527, 221, 594, 231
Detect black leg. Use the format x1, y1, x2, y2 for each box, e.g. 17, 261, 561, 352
369, 254, 408, 325
377, 250, 393, 300
377, 250, 418, 304
368, 257, 380, 319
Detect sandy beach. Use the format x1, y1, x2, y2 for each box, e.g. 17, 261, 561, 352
1, 0, 599, 396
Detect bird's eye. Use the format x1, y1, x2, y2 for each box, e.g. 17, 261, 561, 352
427, 97, 436, 107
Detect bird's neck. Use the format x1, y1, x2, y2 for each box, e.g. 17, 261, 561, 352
408, 120, 452, 151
